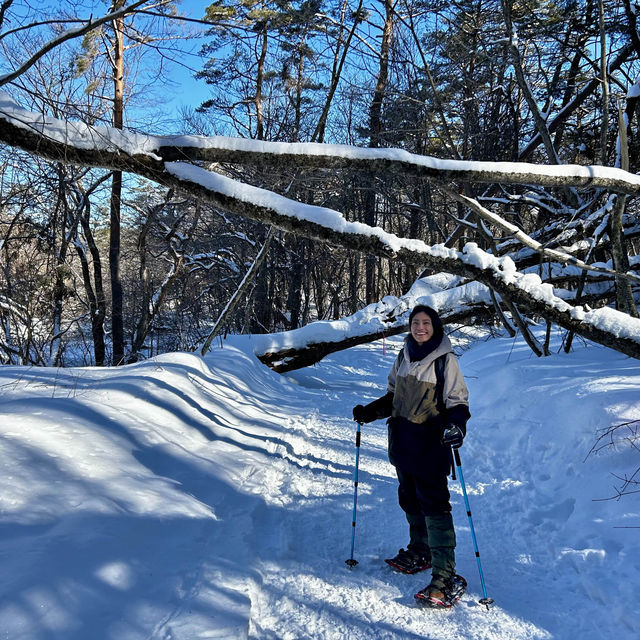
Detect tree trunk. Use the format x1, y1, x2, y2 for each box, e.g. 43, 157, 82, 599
610, 107, 638, 317
599, 0, 609, 164
201, 227, 275, 356
109, 2, 125, 365
255, 26, 268, 140
364, 0, 394, 303
80, 199, 107, 366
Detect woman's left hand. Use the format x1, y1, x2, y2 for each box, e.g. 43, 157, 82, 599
442, 425, 464, 449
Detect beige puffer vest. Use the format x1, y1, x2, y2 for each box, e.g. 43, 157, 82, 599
387, 335, 469, 425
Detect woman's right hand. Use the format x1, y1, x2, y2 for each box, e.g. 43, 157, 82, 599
352, 404, 375, 423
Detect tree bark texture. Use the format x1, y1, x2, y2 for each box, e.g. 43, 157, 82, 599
109, 3, 125, 365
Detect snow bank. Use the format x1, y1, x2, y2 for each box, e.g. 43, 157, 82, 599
0, 331, 638, 639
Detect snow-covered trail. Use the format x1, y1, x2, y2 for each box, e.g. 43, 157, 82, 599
0, 332, 638, 639
247, 334, 639, 640
241, 340, 527, 640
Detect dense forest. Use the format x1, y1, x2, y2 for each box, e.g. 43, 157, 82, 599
0, 0, 638, 367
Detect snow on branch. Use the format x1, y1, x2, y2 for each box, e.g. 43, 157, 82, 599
2, 91, 640, 195
1, 92, 640, 361
446, 188, 640, 285
159, 141, 640, 196
254, 275, 494, 372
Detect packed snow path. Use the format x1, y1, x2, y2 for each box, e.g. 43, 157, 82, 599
0, 331, 638, 639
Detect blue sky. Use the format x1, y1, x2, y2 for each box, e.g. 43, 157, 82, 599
152, 0, 214, 125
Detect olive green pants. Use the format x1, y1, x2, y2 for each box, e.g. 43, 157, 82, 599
406, 511, 456, 579
397, 466, 456, 580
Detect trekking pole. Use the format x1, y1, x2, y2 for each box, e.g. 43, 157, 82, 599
453, 447, 494, 610
345, 421, 362, 568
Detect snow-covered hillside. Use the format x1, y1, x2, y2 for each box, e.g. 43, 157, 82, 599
0, 329, 638, 639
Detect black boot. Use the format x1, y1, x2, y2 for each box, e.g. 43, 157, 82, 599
414, 574, 467, 608
384, 548, 431, 574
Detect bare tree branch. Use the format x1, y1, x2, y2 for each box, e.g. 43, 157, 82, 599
0, 0, 155, 88
445, 188, 640, 285
200, 227, 275, 356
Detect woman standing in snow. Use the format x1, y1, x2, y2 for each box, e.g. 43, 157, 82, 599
352, 304, 470, 607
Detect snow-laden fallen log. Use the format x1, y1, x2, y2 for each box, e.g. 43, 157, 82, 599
254, 267, 626, 372
1, 92, 639, 362
254, 276, 494, 372
158, 166, 640, 362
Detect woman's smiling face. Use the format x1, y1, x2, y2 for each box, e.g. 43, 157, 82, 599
410, 312, 434, 344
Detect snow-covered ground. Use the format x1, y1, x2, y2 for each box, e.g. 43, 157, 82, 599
0, 328, 638, 639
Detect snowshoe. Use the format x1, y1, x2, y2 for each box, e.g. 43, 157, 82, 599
414, 574, 467, 608
384, 548, 431, 574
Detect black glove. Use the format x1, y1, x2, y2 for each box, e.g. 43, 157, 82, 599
352, 392, 394, 424
352, 403, 376, 424
442, 425, 465, 449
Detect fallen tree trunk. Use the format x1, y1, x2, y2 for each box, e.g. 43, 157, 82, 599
2, 94, 640, 363
2, 93, 640, 196
256, 303, 496, 373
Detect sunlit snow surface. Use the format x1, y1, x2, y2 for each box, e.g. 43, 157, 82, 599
0, 330, 638, 639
